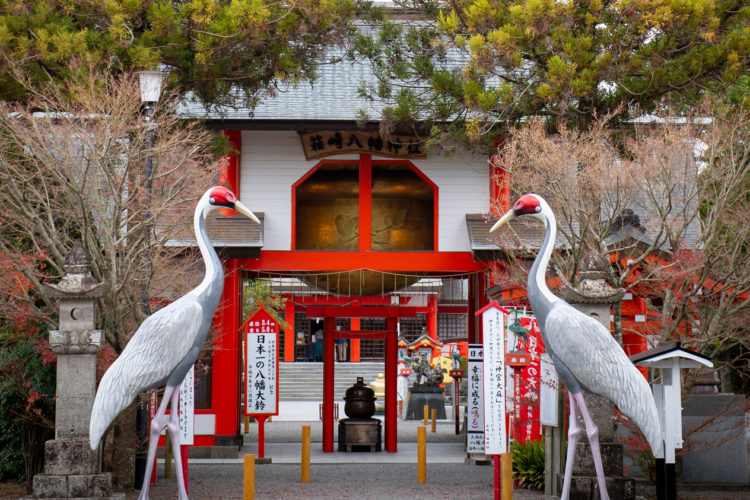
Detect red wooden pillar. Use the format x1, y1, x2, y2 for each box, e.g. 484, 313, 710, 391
322, 316, 336, 452
283, 295, 295, 362
490, 135, 510, 216
350, 317, 361, 362
468, 274, 477, 344
212, 258, 241, 445
359, 155, 372, 251
385, 317, 398, 452
426, 295, 438, 340
220, 130, 241, 191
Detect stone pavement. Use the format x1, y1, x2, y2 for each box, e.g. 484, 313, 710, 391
111, 414, 750, 499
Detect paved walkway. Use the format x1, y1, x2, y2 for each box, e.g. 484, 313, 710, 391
112, 413, 750, 499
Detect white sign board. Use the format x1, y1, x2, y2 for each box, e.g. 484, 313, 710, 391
482, 305, 507, 455
466, 344, 485, 453
539, 353, 559, 427
179, 364, 195, 445
245, 311, 278, 415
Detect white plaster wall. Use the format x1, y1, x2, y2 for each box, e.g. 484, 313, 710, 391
239, 130, 490, 252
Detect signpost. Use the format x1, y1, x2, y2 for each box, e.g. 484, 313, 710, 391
178, 364, 194, 491
466, 344, 485, 454
243, 303, 280, 460
477, 302, 510, 500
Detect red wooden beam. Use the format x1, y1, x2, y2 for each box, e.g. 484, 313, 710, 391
304, 306, 419, 318
238, 251, 487, 273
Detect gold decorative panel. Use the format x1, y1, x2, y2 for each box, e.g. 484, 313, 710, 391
295, 164, 359, 250
371, 164, 434, 251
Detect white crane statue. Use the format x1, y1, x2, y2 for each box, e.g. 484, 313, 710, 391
490, 193, 661, 500
89, 186, 260, 500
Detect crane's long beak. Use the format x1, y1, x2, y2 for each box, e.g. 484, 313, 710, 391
489, 209, 515, 233
233, 200, 261, 225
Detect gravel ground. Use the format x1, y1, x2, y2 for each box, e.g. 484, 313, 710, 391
120, 463, 545, 500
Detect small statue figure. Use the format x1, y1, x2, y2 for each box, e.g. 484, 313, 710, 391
410, 351, 444, 391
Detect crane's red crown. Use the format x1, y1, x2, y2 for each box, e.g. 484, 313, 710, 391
208, 186, 237, 208
512, 194, 542, 216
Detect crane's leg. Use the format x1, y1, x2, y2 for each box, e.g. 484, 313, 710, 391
571, 392, 610, 500
137, 385, 177, 500
166, 385, 189, 500
560, 390, 581, 500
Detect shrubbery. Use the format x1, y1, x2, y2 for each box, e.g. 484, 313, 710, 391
0, 321, 55, 486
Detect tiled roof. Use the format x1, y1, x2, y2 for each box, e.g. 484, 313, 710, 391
166, 212, 264, 257
178, 52, 382, 122
465, 213, 570, 261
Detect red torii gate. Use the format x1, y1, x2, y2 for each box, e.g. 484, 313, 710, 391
306, 305, 421, 453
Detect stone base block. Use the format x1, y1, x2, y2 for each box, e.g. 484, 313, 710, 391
573, 443, 624, 477
556, 474, 635, 500
405, 391, 446, 420
157, 445, 239, 459
44, 439, 97, 475
31, 472, 123, 499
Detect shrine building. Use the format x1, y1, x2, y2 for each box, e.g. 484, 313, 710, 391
176, 51, 660, 454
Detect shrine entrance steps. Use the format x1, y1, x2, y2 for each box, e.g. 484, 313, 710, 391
279, 361, 385, 401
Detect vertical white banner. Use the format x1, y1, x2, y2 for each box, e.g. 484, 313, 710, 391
179, 364, 195, 445
483, 306, 507, 455
466, 344, 485, 453
539, 353, 559, 427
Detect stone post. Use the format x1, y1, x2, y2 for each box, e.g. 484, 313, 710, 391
30, 241, 123, 499
559, 251, 635, 500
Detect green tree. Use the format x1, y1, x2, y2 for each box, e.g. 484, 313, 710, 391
0, 0, 362, 104
243, 278, 289, 329
356, 0, 749, 143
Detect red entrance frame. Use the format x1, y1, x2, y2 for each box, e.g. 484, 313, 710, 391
320, 319, 400, 453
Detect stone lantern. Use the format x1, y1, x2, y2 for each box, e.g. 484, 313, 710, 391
560, 250, 634, 500
31, 241, 122, 499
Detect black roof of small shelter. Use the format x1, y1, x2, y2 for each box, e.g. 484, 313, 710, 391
629, 341, 712, 368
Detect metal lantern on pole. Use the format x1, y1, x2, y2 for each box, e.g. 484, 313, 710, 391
134, 68, 166, 492
138, 70, 167, 105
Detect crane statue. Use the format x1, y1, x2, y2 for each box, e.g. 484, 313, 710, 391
89, 186, 259, 500
490, 194, 660, 500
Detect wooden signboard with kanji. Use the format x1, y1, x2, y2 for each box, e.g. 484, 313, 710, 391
299, 131, 427, 160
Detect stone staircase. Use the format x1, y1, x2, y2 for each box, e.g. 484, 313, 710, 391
279, 361, 386, 401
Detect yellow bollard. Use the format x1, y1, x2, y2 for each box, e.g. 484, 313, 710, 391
501, 452, 513, 500
243, 454, 255, 500
431, 408, 437, 433
417, 426, 426, 484
244, 415, 250, 434
423, 404, 429, 425
301, 425, 311, 483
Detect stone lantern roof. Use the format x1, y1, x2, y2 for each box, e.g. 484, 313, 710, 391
562, 250, 624, 305
41, 241, 108, 299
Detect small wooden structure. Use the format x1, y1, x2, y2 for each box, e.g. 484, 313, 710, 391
630, 342, 713, 500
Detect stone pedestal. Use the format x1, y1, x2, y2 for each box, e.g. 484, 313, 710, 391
405, 390, 446, 420
556, 392, 635, 500
29, 242, 122, 499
